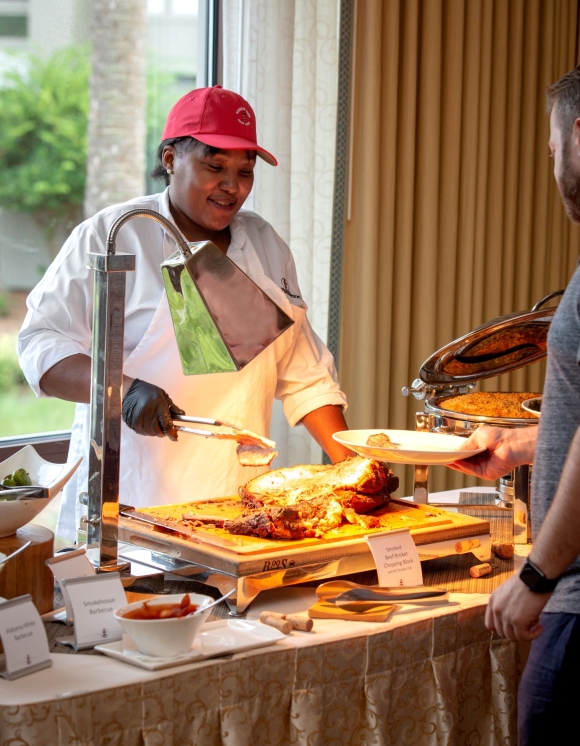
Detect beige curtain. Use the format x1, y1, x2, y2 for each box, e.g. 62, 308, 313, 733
340, 0, 580, 494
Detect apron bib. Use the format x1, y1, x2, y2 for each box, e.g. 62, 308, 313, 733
57, 245, 304, 539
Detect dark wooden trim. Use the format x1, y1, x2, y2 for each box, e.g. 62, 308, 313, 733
328, 0, 354, 367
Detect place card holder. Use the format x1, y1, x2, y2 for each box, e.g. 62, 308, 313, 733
365, 527, 423, 586
56, 573, 125, 651
0, 594, 52, 680
45, 546, 96, 625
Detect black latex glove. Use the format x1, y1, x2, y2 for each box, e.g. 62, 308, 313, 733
122, 379, 185, 441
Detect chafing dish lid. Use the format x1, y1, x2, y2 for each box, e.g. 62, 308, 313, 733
419, 292, 562, 385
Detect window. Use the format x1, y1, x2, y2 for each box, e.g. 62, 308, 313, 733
0, 15, 27, 37
0, 0, 205, 441
0, 0, 27, 46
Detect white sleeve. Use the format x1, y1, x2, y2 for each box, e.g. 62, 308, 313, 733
276, 316, 348, 426
17, 223, 99, 398
273, 250, 347, 427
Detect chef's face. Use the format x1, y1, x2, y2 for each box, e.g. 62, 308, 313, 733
163, 144, 256, 232
549, 105, 580, 223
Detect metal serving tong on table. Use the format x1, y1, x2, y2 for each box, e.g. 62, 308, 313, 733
0, 486, 50, 500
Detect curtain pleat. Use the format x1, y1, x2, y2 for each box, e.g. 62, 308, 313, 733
341, 0, 580, 494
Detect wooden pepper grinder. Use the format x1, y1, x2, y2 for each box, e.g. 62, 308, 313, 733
0, 524, 54, 614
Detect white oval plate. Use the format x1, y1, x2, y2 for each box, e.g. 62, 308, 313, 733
332, 430, 486, 465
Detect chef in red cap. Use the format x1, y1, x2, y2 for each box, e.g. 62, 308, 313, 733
17, 86, 350, 539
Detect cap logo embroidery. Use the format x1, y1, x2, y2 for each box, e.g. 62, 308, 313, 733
236, 107, 251, 126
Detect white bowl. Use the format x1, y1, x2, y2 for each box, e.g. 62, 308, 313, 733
114, 593, 214, 658
522, 397, 542, 417
0, 446, 82, 538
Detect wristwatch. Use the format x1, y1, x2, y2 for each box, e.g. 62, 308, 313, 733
520, 557, 561, 593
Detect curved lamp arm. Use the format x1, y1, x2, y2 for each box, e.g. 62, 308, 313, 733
106, 208, 191, 257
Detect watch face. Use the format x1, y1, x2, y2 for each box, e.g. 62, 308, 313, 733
520, 561, 543, 592
520, 560, 558, 593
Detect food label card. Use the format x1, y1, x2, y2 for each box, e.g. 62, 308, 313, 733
58, 573, 125, 650
365, 528, 423, 586
0, 595, 52, 680
46, 547, 96, 623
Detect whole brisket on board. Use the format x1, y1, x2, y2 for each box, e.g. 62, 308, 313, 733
225, 456, 399, 540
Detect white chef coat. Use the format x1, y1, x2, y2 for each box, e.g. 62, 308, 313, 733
18, 188, 346, 539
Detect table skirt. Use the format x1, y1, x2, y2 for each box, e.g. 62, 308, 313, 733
0, 604, 527, 746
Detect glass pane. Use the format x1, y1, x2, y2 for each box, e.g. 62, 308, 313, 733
0, 15, 27, 37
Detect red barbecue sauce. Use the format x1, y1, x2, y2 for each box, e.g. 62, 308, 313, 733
122, 593, 198, 620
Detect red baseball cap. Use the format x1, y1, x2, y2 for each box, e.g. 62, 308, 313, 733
162, 86, 277, 166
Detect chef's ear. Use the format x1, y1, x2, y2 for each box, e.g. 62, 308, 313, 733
162, 145, 176, 174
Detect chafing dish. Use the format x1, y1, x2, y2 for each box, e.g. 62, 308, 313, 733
404, 291, 563, 543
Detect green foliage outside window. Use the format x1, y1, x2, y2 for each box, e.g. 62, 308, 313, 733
0, 47, 88, 437
0, 46, 90, 255
0, 334, 76, 435
145, 61, 195, 193
0, 45, 190, 220
0, 335, 25, 392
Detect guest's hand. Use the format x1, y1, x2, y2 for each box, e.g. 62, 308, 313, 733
447, 426, 538, 481
485, 573, 549, 641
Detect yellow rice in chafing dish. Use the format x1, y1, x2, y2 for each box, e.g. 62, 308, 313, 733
439, 392, 541, 419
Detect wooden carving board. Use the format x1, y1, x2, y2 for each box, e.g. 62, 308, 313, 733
133, 498, 489, 555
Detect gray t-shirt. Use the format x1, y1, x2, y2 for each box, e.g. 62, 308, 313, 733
532, 261, 580, 613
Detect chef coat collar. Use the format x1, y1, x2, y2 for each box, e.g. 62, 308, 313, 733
228, 215, 247, 252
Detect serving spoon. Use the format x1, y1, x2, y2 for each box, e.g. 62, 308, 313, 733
316, 579, 448, 605
334, 588, 450, 612
187, 588, 235, 617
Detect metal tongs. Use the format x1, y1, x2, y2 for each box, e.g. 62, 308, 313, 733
0, 485, 49, 500
173, 415, 277, 466
172, 415, 241, 438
